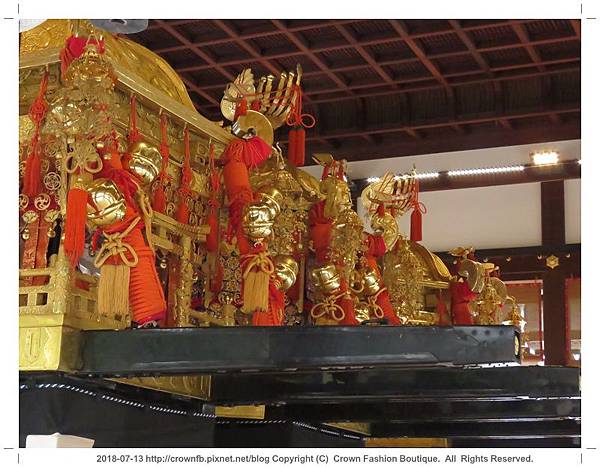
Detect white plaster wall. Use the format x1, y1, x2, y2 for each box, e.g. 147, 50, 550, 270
565, 178, 581, 244
359, 182, 543, 252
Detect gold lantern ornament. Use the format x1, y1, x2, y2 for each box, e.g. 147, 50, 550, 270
242, 186, 283, 243
86, 178, 127, 227
273, 255, 299, 292
311, 263, 342, 295
126, 140, 162, 186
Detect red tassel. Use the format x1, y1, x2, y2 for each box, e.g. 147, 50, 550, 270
64, 186, 89, 267
152, 112, 170, 214
23, 70, 49, 197
206, 207, 219, 252
241, 136, 272, 168
23, 145, 42, 197
288, 128, 298, 166
152, 185, 167, 213
210, 261, 223, 293
410, 178, 425, 242
176, 127, 193, 224
338, 280, 358, 325
410, 208, 422, 242
376, 203, 385, 217
294, 127, 305, 167
376, 289, 401, 325
437, 294, 451, 326
176, 197, 189, 224
250, 99, 261, 111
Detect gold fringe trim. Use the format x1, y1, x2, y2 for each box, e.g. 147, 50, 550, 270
98, 264, 130, 317
241, 251, 274, 314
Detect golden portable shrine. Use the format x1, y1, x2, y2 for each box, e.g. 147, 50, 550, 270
18, 20, 525, 399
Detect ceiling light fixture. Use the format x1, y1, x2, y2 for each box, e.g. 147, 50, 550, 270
531, 150, 559, 166
393, 172, 439, 181
447, 165, 525, 177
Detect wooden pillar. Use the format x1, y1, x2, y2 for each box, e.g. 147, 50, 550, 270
540, 181, 568, 365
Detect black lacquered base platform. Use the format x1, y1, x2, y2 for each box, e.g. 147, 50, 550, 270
78, 325, 520, 376
20, 365, 580, 448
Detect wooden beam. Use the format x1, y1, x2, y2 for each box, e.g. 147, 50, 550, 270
570, 19, 581, 39
512, 23, 545, 72
270, 19, 353, 94
388, 19, 449, 88
305, 120, 580, 163
540, 180, 568, 366
301, 107, 580, 143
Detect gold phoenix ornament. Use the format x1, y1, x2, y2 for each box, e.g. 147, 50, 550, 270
221, 65, 303, 130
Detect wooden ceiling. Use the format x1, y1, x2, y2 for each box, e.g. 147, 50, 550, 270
129, 19, 581, 163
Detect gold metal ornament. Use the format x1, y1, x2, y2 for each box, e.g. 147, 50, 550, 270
63, 40, 116, 91
220, 68, 256, 122
489, 276, 507, 305
242, 202, 277, 242
126, 140, 162, 186
86, 178, 127, 227
354, 301, 371, 323
273, 255, 299, 292
22, 211, 39, 224
370, 211, 399, 251
546, 254, 560, 269
232, 110, 274, 146
362, 267, 382, 296
64, 141, 103, 175
257, 186, 283, 218
311, 263, 342, 294
458, 259, 486, 294
361, 171, 417, 215
222, 65, 303, 130
44, 209, 60, 224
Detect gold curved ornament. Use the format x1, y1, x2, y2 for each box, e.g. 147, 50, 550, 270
458, 259, 486, 294
19, 194, 29, 211
273, 255, 299, 292
220, 68, 256, 122
231, 110, 274, 146
489, 276, 507, 305
64, 141, 103, 175
370, 211, 399, 251
43, 171, 62, 191
33, 193, 52, 211
361, 171, 416, 215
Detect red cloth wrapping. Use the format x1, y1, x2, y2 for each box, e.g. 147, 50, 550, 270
450, 280, 478, 325
337, 279, 358, 325
376, 289, 401, 325
102, 214, 166, 324
252, 282, 285, 326
366, 234, 386, 258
